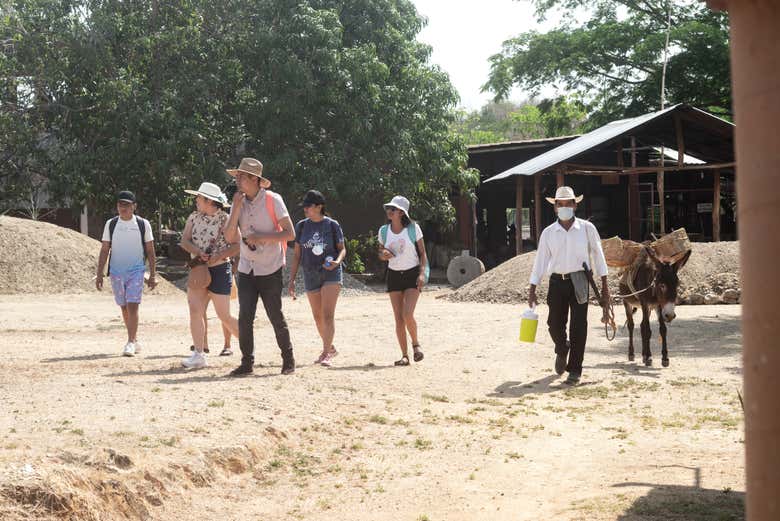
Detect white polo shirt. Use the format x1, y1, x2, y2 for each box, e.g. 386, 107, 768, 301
529, 217, 608, 286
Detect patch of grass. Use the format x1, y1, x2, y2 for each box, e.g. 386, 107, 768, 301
414, 438, 432, 450
468, 472, 476, 480
506, 451, 522, 460
151, 387, 161, 393
466, 398, 502, 407
446, 415, 473, 424
207, 400, 225, 408
69, 428, 84, 436
422, 393, 450, 403
351, 442, 364, 450
392, 418, 410, 426
159, 436, 178, 447
603, 426, 628, 440
111, 431, 133, 437
369, 415, 388, 425
563, 385, 610, 400
417, 515, 431, 521
640, 415, 659, 429
267, 459, 284, 470
612, 378, 660, 392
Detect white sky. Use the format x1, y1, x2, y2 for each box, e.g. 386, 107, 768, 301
413, 0, 559, 111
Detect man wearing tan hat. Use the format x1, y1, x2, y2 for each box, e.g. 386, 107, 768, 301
224, 158, 296, 376
528, 186, 609, 385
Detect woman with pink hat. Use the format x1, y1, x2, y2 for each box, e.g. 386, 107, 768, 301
377, 195, 429, 366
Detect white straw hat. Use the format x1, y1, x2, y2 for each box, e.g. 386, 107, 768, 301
545, 186, 584, 204
184, 182, 230, 207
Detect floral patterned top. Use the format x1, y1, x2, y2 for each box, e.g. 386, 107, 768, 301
186, 210, 230, 258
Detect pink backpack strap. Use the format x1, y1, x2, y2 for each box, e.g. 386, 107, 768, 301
265, 191, 287, 266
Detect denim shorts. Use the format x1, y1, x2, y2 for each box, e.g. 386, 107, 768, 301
110, 269, 145, 306
207, 262, 233, 295
303, 267, 343, 293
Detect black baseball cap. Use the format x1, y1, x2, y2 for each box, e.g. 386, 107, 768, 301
117, 190, 136, 203
301, 190, 325, 207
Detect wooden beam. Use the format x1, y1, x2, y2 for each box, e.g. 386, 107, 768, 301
674, 114, 685, 167
534, 173, 542, 244
562, 161, 736, 174
713, 169, 721, 241
515, 176, 523, 255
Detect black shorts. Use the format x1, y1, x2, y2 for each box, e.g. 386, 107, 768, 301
386, 266, 420, 293
207, 262, 233, 295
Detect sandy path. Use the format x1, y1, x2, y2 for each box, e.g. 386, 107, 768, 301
0, 291, 744, 520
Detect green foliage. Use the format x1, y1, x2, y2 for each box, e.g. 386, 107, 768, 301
343, 238, 365, 274
484, 0, 731, 126
1, 0, 475, 227
452, 97, 587, 145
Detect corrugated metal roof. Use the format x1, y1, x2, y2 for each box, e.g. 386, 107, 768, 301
484, 104, 732, 182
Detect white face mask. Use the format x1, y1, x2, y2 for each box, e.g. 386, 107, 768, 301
557, 206, 575, 221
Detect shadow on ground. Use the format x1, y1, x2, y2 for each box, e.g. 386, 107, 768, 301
614, 482, 744, 520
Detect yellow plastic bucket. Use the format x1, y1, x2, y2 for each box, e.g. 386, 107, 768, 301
518, 307, 539, 343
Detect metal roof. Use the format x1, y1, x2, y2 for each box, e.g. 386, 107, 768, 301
484, 104, 734, 182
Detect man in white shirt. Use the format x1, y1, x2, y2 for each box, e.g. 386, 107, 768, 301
96, 191, 158, 357
528, 186, 609, 384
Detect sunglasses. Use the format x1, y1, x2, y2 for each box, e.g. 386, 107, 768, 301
384, 206, 398, 213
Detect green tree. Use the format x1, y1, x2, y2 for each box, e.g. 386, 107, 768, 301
484, 0, 731, 126
1, 0, 477, 229
452, 96, 587, 145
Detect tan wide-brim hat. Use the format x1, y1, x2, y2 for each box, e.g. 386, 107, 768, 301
226, 158, 271, 189
546, 185, 584, 204
184, 182, 230, 207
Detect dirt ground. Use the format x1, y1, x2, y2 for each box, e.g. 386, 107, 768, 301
0, 290, 745, 520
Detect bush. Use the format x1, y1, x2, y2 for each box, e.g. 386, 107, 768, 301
343, 233, 383, 274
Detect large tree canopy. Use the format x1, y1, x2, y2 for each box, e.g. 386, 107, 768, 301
1, 0, 477, 227
484, 0, 731, 126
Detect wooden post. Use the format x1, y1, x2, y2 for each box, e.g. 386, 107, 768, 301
556, 166, 564, 187
534, 173, 542, 244
629, 137, 640, 240
713, 169, 721, 242
515, 176, 523, 255
657, 171, 665, 235
675, 114, 685, 166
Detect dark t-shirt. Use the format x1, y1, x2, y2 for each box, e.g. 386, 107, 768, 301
295, 217, 344, 270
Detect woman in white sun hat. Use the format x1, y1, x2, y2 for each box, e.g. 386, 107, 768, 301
179, 182, 240, 369
377, 195, 429, 366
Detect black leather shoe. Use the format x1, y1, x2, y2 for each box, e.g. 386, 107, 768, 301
229, 364, 253, 377
281, 356, 295, 375
564, 373, 581, 385
555, 354, 567, 375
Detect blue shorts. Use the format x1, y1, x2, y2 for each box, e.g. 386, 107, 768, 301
303, 267, 343, 293
208, 262, 233, 295
110, 269, 145, 306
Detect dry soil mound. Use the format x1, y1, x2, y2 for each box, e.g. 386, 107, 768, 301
445, 241, 740, 305
0, 216, 178, 295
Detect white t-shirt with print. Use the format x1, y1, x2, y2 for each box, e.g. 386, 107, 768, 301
378, 222, 423, 271
102, 215, 154, 275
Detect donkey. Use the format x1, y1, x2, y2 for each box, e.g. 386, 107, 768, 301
620, 246, 692, 367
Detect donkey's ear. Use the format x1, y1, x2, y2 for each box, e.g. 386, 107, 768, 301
672, 249, 692, 273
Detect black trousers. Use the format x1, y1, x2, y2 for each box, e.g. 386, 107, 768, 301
546, 275, 589, 375
237, 268, 293, 366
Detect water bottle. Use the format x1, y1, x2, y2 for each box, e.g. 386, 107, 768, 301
324, 256, 334, 268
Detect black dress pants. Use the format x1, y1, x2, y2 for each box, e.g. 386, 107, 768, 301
237, 269, 293, 366
546, 275, 588, 375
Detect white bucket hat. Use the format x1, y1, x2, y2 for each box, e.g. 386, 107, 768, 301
546, 186, 584, 204
185, 182, 230, 207
383, 195, 411, 218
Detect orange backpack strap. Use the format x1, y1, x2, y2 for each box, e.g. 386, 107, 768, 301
265, 191, 287, 265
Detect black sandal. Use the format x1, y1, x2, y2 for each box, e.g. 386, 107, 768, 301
394, 356, 410, 366
412, 345, 424, 362
219, 347, 233, 356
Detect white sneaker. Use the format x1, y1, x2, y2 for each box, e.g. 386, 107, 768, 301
133, 341, 142, 354
122, 342, 136, 357
182, 351, 207, 369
